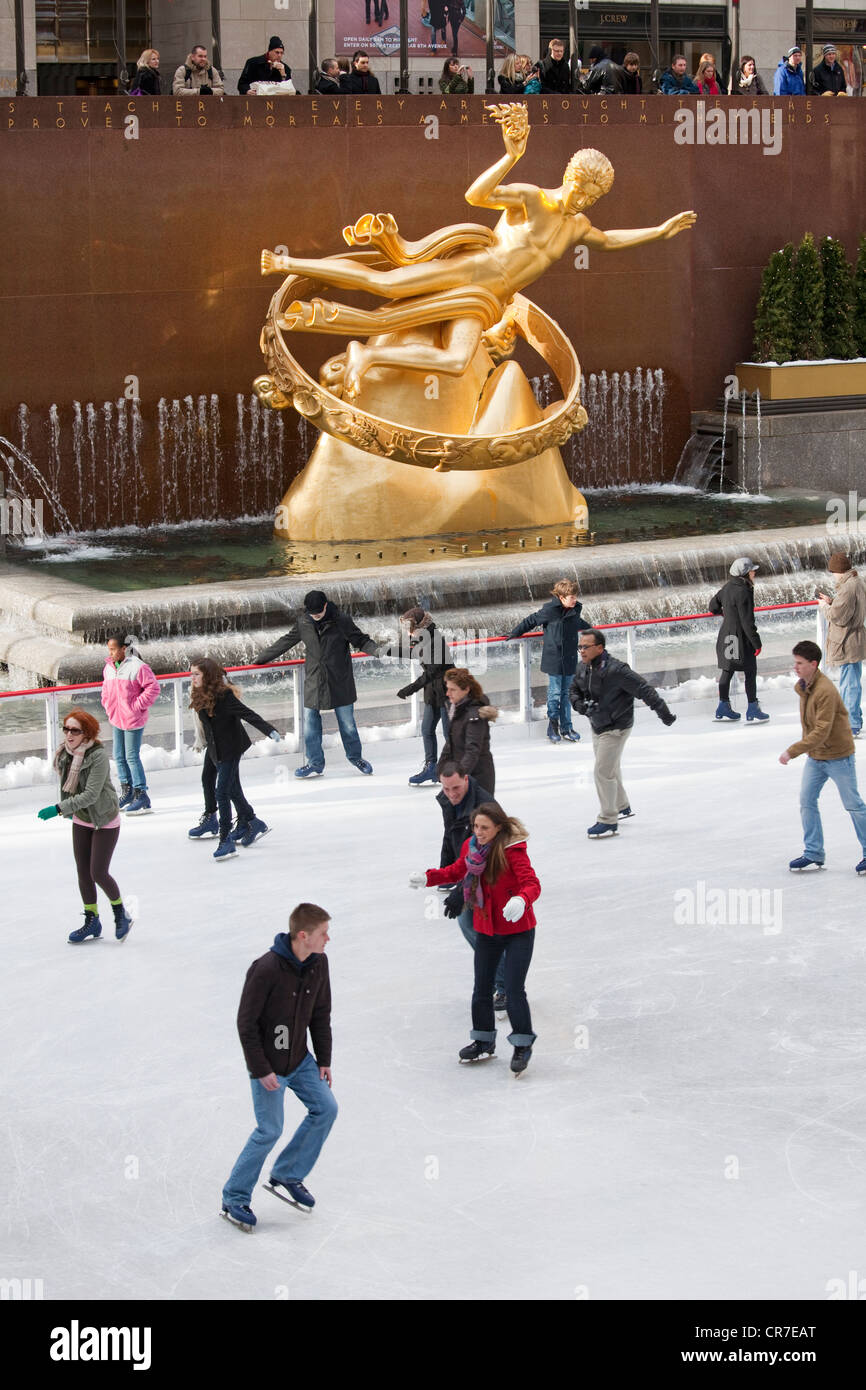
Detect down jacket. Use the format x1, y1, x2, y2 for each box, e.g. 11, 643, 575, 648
197, 689, 277, 765
426, 838, 540, 937
236, 933, 332, 1077
257, 603, 377, 711
436, 693, 497, 793
101, 653, 161, 731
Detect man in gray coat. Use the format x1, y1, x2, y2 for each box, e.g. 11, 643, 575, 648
818, 552, 866, 737
257, 590, 378, 778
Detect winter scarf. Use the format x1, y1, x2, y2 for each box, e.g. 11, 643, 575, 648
462, 834, 491, 909
55, 735, 95, 793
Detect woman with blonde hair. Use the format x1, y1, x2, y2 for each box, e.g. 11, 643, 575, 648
188, 657, 281, 860
436, 668, 498, 793
411, 801, 541, 1074
37, 708, 133, 944
695, 57, 722, 95
498, 52, 530, 94
130, 48, 161, 95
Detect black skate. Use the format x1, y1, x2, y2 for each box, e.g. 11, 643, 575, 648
510, 1045, 533, 1077
458, 1040, 495, 1064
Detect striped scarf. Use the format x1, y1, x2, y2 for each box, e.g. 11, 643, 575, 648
54, 736, 95, 794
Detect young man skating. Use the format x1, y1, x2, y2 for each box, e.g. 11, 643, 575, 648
780, 641, 866, 875
221, 903, 337, 1231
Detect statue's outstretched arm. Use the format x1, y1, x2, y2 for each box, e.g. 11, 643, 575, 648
466, 102, 532, 210
583, 210, 697, 251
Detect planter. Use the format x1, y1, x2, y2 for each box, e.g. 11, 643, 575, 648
736, 359, 866, 401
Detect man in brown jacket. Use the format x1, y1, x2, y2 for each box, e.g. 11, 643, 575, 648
779, 641, 866, 874
818, 552, 866, 737
221, 903, 337, 1231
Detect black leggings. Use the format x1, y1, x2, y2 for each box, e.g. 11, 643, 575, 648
719, 648, 758, 704
72, 823, 121, 904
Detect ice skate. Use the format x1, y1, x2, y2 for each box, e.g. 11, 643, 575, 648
618, 805, 635, 819
124, 789, 152, 814
189, 812, 218, 839
263, 1178, 315, 1211
714, 701, 740, 721
213, 837, 237, 862
788, 855, 824, 872
510, 1045, 533, 1077
746, 701, 770, 722
546, 718, 562, 743
408, 762, 437, 786
117, 782, 134, 809
112, 904, 133, 942
493, 991, 508, 1015
458, 1040, 495, 1063
587, 821, 617, 838
239, 817, 270, 847
220, 1202, 256, 1232
68, 909, 102, 944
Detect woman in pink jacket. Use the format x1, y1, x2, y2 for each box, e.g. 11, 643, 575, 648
101, 634, 160, 813
411, 801, 541, 1075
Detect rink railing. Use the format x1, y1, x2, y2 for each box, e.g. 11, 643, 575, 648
0, 600, 825, 769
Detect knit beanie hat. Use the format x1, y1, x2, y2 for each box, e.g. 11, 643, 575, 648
304, 590, 327, 612
268, 36, 284, 51
828, 552, 852, 573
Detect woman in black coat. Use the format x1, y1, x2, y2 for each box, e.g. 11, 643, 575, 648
436, 668, 498, 794
130, 49, 161, 94
708, 558, 769, 723
509, 578, 590, 742
189, 657, 280, 860
394, 607, 454, 785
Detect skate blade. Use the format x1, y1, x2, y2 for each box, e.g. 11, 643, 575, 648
458, 1054, 496, 1064
67, 936, 103, 945
262, 1183, 313, 1212
220, 1210, 254, 1232
241, 828, 272, 846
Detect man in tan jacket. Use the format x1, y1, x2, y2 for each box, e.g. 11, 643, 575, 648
779, 640, 866, 874
818, 551, 866, 737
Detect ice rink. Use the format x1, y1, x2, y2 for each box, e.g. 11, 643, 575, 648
3, 684, 866, 1302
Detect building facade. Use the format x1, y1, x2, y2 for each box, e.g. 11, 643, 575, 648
2, 1, 864, 95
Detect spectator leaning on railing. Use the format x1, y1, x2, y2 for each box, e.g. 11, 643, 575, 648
810, 45, 847, 95
658, 55, 699, 95
238, 36, 294, 95
173, 45, 224, 97
734, 56, 768, 96
315, 60, 344, 95
694, 58, 723, 96
773, 46, 805, 95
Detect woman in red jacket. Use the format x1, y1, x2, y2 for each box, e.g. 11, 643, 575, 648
412, 802, 541, 1075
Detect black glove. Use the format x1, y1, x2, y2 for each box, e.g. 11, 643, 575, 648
200, 84, 213, 94
396, 685, 412, 699
443, 886, 464, 919
659, 708, 676, 726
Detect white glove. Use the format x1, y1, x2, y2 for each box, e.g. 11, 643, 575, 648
408, 871, 427, 890
502, 896, 525, 922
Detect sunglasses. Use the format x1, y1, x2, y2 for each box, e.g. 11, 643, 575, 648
63, 725, 83, 733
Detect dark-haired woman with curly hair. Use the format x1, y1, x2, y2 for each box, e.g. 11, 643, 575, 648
436, 668, 498, 794
37, 707, 133, 944
189, 657, 281, 861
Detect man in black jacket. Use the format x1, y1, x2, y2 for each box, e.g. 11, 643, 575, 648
570, 629, 676, 838
315, 59, 343, 95
539, 37, 573, 93
509, 578, 590, 743
810, 45, 847, 95
257, 590, 378, 778
344, 50, 381, 94
436, 761, 506, 1006
221, 903, 337, 1232
238, 36, 294, 94
581, 45, 625, 94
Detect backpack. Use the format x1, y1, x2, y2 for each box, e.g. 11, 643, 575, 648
185, 65, 214, 87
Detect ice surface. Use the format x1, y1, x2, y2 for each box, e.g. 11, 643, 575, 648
3, 687, 866, 1301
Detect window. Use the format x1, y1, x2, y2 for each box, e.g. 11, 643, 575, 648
36, 0, 150, 63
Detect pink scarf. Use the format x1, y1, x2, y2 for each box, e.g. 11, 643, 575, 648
54, 735, 95, 794
462, 834, 491, 909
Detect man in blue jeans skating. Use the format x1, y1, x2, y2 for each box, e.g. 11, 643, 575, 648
221, 903, 337, 1231
257, 590, 378, 778
779, 641, 866, 875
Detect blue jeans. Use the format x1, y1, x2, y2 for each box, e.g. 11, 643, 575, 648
838, 663, 862, 735
214, 757, 254, 838
471, 929, 536, 1046
546, 674, 575, 732
421, 703, 450, 765
304, 705, 362, 769
222, 1053, 338, 1208
458, 906, 506, 992
799, 754, 866, 862
112, 725, 145, 789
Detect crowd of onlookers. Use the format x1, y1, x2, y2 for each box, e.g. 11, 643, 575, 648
125, 34, 860, 100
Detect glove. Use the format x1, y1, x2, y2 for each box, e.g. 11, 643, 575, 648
396, 686, 412, 700
502, 896, 525, 922
200, 84, 213, 95
659, 709, 677, 726
38, 805, 60, 820
408, 871, 427, 890
754, 647, 762, 657
443, 886, 464, 918
268, 730, 281, 741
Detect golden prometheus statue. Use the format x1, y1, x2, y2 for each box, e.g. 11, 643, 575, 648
255, 103, 696, 545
